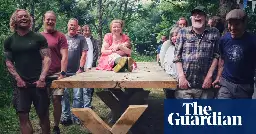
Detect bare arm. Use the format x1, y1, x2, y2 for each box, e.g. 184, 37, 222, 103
79, 51, 87, 68
216, 58, 224, 80
39, 48, 51, 81
101, 41, 112, 55
118, 44, 131, 56
176, 62, 185, 78
4, 51, 22, 81
205, 58, 218, 78
60, 48, 68, 72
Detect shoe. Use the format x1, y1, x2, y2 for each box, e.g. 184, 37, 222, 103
60, 119, 73, 126
73, 119, 81, 125
113, 57, 127, 73
127, 57, 135, 72
53, 126, 60, 134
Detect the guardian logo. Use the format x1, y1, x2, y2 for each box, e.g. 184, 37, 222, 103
168, 102, 242, 126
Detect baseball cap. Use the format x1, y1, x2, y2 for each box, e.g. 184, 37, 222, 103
191, 6, 207, 16
226, 9, 247, 21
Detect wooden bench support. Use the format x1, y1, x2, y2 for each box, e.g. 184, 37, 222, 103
96, 89, 150, 124
111, 105, 148, 134
72, 105, 148, 134
71, 108, 112, 134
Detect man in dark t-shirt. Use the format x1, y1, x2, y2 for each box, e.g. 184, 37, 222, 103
3, 9, 51, 134
213, 9, 256, 99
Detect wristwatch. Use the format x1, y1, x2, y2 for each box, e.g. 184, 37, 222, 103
79, 67, 85, 72
60, 71, 66, 76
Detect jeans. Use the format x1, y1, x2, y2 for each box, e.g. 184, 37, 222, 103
61, 88, 94, 121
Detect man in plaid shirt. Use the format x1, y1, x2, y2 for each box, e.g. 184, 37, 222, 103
173, 6, 220, 99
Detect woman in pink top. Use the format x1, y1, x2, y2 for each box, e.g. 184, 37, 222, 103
96, 19, 135, 72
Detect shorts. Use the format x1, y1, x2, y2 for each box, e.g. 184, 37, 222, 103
175, 88, 215, 99
217, 77, 253, 99
12, 84, 50, 116
46, 74, 64, 96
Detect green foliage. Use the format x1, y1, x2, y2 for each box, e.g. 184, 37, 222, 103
245, 7, 256, 34
0, 107, 19, 133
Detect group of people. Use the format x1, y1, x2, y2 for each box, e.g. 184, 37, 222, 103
158, 6, 256, 100
3, 9, 134, 134
3, 5, 256, 134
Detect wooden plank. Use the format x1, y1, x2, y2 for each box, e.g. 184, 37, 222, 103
51, 62, 177, 89
111, 105, 148, 134
71, 108, 112, 134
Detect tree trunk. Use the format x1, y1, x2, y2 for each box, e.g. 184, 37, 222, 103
219, 0, 239, 20
30, 1, 35, 31
97, 0, 103, 49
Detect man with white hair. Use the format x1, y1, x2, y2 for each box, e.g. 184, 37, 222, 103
173, 6, 220, 99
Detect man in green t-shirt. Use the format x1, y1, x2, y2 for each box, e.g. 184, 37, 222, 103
3, 9, 51, 134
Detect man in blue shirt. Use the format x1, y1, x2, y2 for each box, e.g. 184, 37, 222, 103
213, 9, 256, 99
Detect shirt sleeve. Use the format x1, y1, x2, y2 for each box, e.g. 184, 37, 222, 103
123, 34, 130, 42
3, 36, 13, 61
213, 31, 221, 59
219, 37, 224, 59
173, 29, 184, 63
81, 36, 88, 51
59, 33, 68, 49
38, 34, 48, 49
103, 33, 112, 45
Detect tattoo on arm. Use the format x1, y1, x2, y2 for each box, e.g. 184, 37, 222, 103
40, 48, 51, 58
39, 48, 51, 81
4, 51, 21, 80
6, 60, 21, 80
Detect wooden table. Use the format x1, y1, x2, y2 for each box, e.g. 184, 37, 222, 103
51, 62, 177, 134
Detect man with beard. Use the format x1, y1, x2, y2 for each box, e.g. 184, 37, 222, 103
4, 9, 51, 134
40, 11, 68, 133
61, 18, 88, 125
173, 6, 220, 99
213, 9, 256, 99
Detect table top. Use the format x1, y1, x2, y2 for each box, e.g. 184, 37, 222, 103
51, 62, 177, 89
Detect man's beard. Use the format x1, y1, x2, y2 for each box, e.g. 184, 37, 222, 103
44, 24, 55, 32
192, 22, 204, 29
16, 24, 30, 31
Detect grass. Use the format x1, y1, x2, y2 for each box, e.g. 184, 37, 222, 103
0, 54, 161, 134
0, 88, 165, 134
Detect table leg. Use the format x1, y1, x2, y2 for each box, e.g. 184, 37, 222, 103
97, 88, 150, 124
72, 105, 148, 134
